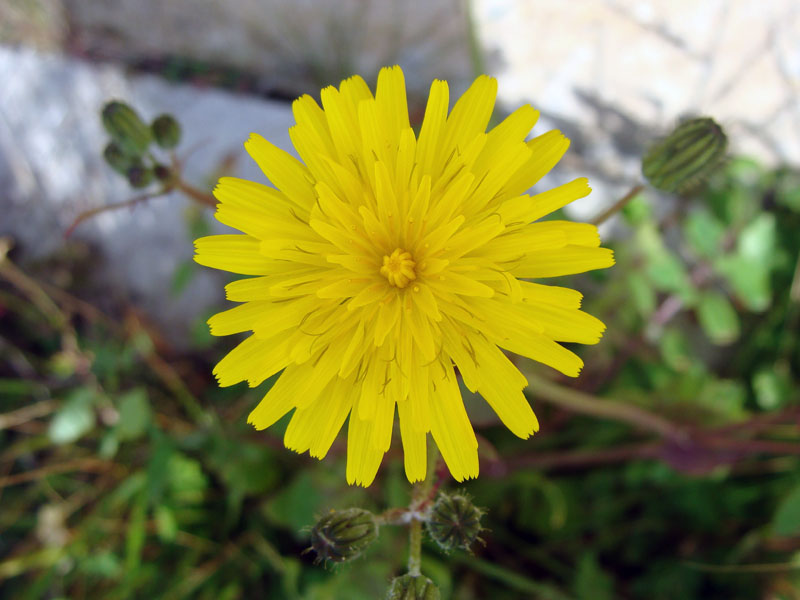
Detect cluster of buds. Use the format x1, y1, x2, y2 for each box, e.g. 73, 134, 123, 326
101, 101, 181, 189
308, 492, 485, 598
642, 116, 727, 194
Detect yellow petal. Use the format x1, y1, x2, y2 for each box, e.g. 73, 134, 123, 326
513, 246, 615, 278
245, 134, 316, 210
194, 234, 270, 275
397, 399, 427, 482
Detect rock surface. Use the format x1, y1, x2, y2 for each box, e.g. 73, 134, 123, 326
0, 46, 295, 346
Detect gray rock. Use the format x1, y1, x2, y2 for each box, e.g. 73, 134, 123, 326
0, 46, 296, 347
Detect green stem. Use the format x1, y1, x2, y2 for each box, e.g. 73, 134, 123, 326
407, 515, 422, 576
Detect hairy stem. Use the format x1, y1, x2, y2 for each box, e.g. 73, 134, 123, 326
407, 441, 439, 576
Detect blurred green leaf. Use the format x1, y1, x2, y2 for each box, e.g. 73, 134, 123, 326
171, 261, 195, 296
265, 471, 322, 535
574, 553, 615, 600
772, 483, 800, 537
715, 255, 772, 312
738, 213, 776, 263
659, 328, 693, 372
621, 194, 652, 226
80, 551, 122, 579
124, 491, 148, 574
684, 209, 725, 258
628, 272, 657, 318
697, 291, 740, 345
698, 379, 747, 421
115, 388, 152, 441
49, 388, 97, 444
638, 225, 695, 301
155, 505, 178, 542
752, 366, 792, 410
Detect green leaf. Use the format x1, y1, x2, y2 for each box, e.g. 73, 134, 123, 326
715, 255, 772, 312
628, 272, 656, 318
49, 388, 97, 444
697, 291, 740, 345
738, 213, 776, 263
638, 225, 695, 301
170, 261, 195, 296
115, 388, 152, 441
265, 471, 322, 535
772, 483, 800, 537
752, 366, 792, 410
574, 553, 615, 600
124, 491, 148, 574
684, 209, 725, 257
155, 505, 178, 542
659, 328, 693, 372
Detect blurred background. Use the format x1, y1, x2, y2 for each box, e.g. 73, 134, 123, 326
1, 1, 799, 598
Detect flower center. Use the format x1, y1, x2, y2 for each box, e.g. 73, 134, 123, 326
380, 248, 416, 288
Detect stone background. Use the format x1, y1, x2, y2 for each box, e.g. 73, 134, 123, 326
1, 0, 798, 344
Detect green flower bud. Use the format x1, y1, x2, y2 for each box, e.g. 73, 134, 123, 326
386, 574, 440, 600
103, 141, 139, 175
101, 101, 152, 156
309, 508, 378, 564
127, 166, 155, 189
151, 114, 182, 149
642, 117, 727, 194
425, 493, 484, 552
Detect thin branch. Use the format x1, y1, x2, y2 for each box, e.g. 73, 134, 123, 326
591, 184, 644, 226
64, 190, 165, 238
525, 372, 687, 441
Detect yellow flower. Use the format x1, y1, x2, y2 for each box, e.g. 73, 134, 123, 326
194, 66, 614, 486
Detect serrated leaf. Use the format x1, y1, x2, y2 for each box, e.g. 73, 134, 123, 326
697, 291, 740, 345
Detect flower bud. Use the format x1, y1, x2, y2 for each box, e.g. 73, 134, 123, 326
425, 493, 483, 552
151, 114, 181, 149
103, 141, 139, 175
127, 166, 155, 189
153, 164, 173, 183
309, 508, 378, 564
386, 574, 440, 600
101, 101, 152, 157
642, 117, 727, 194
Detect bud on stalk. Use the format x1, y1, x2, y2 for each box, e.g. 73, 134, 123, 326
309, 508, 378, 564
642, 117, 727, 194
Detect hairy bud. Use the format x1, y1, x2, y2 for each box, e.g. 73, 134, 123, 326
642, 117, 727, 194
425, 493, 484, 552
386, 574, 440, 600
151, 114, 182, 149
309, 508, 378, 564
101, 101, 152, 157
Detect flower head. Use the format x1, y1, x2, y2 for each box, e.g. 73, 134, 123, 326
194, 66, 614, 486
